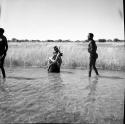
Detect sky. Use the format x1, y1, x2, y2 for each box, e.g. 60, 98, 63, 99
0, 0, 124, 40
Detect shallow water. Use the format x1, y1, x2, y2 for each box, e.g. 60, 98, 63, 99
0, 67, 124, 123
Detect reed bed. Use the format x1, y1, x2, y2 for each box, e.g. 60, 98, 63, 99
5, 42, 125, 71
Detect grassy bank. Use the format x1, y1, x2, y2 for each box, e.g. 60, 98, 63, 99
5, 42, 125, 71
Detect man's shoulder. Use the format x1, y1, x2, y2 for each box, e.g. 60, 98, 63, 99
90, 40, 96, 45
0, 35, 7, 42
2, 35, 7, 40
89, 40, 94, 45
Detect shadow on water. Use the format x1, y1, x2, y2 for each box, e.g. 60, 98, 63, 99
99, 75, 125, 80
7, 76, 37, 80
60, 70, 74, 74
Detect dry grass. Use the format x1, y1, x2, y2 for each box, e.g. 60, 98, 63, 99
5, 42, 125, 71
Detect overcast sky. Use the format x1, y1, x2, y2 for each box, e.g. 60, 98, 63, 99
0, 0, 124, 40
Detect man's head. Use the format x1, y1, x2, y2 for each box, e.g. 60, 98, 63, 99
0, 28, 4, 35
54, 46, 59, 53
53, 46, 63, 56
88, 33, 94, 40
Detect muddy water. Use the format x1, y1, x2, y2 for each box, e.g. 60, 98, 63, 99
0, 67, 124, 123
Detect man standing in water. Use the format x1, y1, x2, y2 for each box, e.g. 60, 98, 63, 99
0, 28, 8, 79
88, 33, 99, 77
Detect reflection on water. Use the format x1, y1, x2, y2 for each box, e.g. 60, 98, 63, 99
88, 77, 98, 96
47, 73, 64, 94
83, 77, 99, 123
48, 73, 63, 83
0, 78, 7, 92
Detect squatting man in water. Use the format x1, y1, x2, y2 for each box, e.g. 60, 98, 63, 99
0, 28, 8, 79
48, 46, 63, 73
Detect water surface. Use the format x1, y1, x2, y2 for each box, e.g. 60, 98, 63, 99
0, 67, 124, 123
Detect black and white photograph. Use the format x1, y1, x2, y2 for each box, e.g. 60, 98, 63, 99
0, 0, 124, 123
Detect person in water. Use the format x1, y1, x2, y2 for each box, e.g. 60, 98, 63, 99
88, 33, 99, 77
48, 46, 63, 73
0, 28, 8, 79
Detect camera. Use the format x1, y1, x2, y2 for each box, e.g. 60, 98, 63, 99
59, 52, 63, 56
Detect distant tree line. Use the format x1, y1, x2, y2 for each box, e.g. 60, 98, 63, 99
8, 38, 124, 43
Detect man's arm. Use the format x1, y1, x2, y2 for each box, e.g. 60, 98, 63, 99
54, 53, 62, 63
3, 37, 8, 56
48, 57, 55, 63
88, 43, 93, 53
5, 37, 8, 53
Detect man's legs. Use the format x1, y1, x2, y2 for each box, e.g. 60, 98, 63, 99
0, 57, 6, 78
89, 57, 93, 77
93, 58, 99, 75
0, 67, 6, 78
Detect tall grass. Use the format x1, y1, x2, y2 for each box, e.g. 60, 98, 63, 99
5, 42, 125, 71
